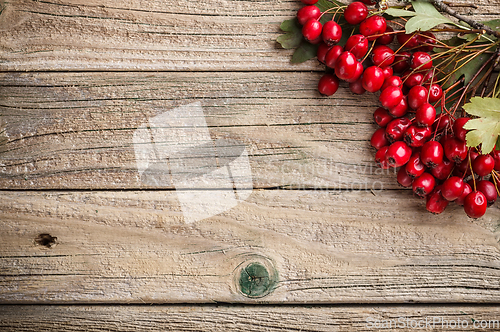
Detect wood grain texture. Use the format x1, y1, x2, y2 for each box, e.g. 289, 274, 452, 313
1, 305, 500, 331
1, 0, 499, 71
1, 189, 499, 303
0, 71, 393, 190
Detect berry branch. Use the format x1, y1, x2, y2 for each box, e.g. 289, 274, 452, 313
429, 0, 500, 39
277, 0, 500, 218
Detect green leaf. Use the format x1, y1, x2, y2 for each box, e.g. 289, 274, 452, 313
463, 97, 500, 153
463, 97, 500, 118
405, 15, 451, 33
277, 19, 303, 49
280, 18, 298, 32
479, 19, 500, 40
315, 0, 344, 12
384, 7, 418, 17
412, 0, 447, 18
483, 19, 500, 32
405, 0, 452, 33
291, 42, 319, 63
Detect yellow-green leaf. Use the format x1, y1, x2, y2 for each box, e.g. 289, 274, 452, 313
463, 97, 500, 153
463, 97, 500, 118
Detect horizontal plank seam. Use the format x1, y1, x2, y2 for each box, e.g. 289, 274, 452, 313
0, 188, 408, 192
0, 303, 500, 307
0, 69, 328, 74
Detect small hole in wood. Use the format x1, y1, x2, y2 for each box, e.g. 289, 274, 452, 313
35, 233, 57, 248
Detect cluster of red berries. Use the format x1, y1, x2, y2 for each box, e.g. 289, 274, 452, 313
296, 0, 500, 218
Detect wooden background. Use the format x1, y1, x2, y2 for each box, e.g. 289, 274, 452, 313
1, 0, 500, 330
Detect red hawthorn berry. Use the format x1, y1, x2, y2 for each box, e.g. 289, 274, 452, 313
463, 191, 487, 218
302, 19, 323, 43
335, 51, 359, 81
393, 51, 411, 73
455, 183, 472, 206
397, 33, 420, 48
316, 42, 332, 64
344, 2, 368, 25
297, 6, 321, 26
344, 34, 369, 59
431, 158, 454, 181
472, 154, 495, 177
413, 172, 436, 198
426, 185, 449, 214
317, 74, 339, 96
349, 75, 366, 95
441, 176, 465, 201
371, 45, 395, 68
421, 141, 444, 168
373, 107, 393, 127
408, 85, 428, 110
359, 15, 387, 41
362, 66, 385, 93
405, 152, 426, 179
476, 180, 497, 206
375, 146, 390, 169
386, 141, 412, 168
325, 45, 344, 68
388, 95, 408, 118
322, 21, 342, 46
385, 117, 412, 143
371, 127, 390, 150
397, 167, 414, 187
411, 51, 433, 70
376, 26, 394, 45
404, 124, 432, 147
453, 117, 470, 141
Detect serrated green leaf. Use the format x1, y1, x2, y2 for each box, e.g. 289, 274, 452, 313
464, 119, 500, 154
384, 7, 418, 17
463, 97, 500, 153
463, 97, 500, 118
291, 42, 319, 63
405, 15, 451, 33
277, 19, 303, 49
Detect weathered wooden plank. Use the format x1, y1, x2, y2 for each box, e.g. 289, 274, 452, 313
1, 0, 499, 71
0, 71, 398, 190
1, 305, 500, 331
1, 189, 499, 303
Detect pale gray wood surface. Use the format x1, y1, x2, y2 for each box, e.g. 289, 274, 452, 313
1, 0, 500, 325
0, 0, 499, 71
0, 71, 388, 190
1, 305, 500, 331
1, 190, 499, 303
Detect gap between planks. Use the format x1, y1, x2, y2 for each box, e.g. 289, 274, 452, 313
1, 304, 500, 331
